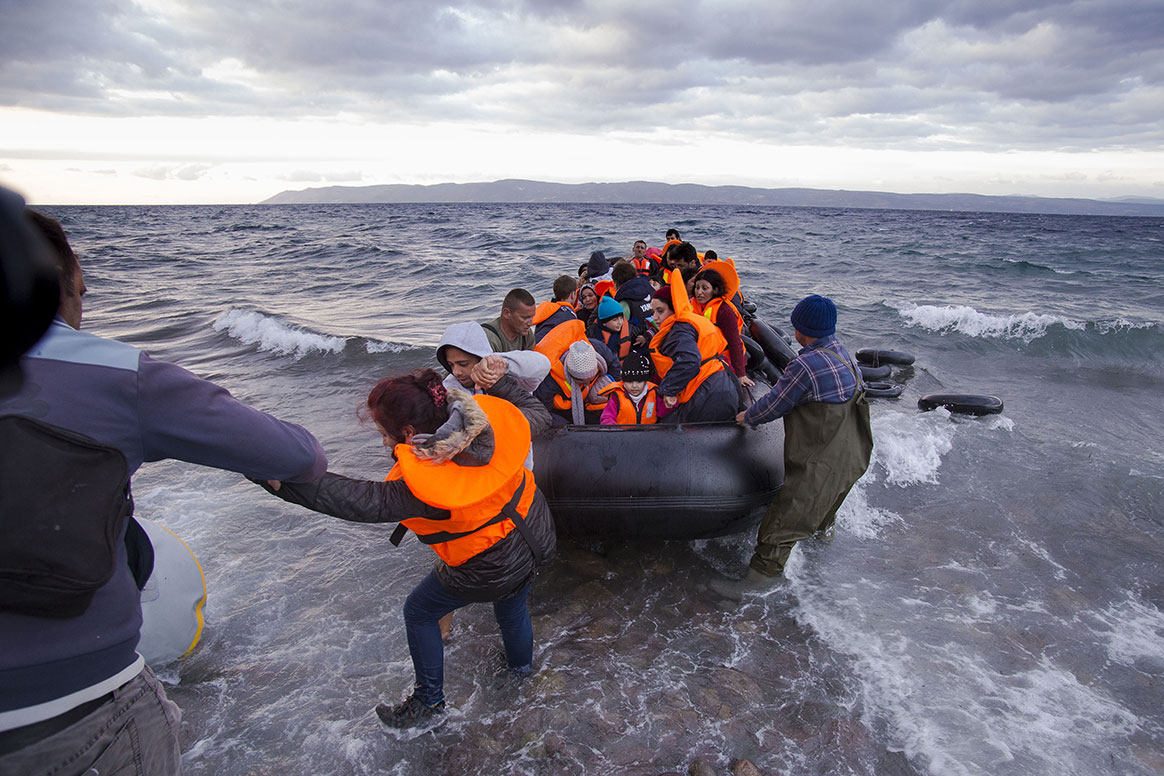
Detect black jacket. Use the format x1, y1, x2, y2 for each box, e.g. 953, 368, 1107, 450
259, 471, 554, 601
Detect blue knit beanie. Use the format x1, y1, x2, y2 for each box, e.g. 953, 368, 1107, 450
596, 295, 623, 322
790, 294, 836, 338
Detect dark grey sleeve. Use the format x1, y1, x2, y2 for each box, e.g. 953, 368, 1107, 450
255, 472, 451, 523
138, 354, 327, 482
487, 373, 553, 437
658, 321, 701, 397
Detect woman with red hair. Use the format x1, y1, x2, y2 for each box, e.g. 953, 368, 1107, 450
258, 369, 554, 728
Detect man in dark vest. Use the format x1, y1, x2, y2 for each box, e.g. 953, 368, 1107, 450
710, 294, 873, 601
0, 211, 327, 774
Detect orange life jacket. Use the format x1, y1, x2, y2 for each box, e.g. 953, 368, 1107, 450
597, 381, 659, 424
658, 239, 682, 263
387, 395, 536, 567
697, 296, 745, 335
650, 268, 727, 404
594, 315, 631, 360
693, 259, 746, 337
534, 319, 608, 412
632, 256, 653, 274
593, 279, 615, 300
533, 300, 573, 327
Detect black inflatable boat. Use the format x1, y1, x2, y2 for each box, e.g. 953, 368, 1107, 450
532, 375, 784, 540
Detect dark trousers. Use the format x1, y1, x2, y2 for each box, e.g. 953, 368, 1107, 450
402, 571, 533, 705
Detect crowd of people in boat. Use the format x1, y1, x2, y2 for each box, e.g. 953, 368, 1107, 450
1, 201, 870, 763
456, 228, 758, 429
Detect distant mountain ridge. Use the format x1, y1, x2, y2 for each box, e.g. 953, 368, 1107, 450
260, 179, 1164, 217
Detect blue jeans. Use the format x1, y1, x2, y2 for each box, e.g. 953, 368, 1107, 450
402, 571, 533, 706
0, 667, 181, 776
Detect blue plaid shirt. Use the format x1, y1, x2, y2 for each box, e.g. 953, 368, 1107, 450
744, 334, 862, 427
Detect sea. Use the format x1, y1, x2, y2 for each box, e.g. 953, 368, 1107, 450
34, 203, 1164, 775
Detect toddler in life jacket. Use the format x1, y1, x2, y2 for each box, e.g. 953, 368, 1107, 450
599, 351, 660, 425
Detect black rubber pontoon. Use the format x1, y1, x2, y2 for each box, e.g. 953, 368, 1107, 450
532, 379, 784, 540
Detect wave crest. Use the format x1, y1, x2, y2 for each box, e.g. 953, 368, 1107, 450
893, 302, 1084, 342
213, 309, 347, 358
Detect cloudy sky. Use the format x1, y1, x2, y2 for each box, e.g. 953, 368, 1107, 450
2, 0, 1161, 205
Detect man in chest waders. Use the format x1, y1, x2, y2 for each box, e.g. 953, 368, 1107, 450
710, 294, 873, 601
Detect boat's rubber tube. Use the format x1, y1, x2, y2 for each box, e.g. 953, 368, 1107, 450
532, 378, 784, 540
859, 363, 892, 381
918, 394, 1004, 415
741, 334, 782, 385
137, 518, 207, 666
864, 381, 904, 398
749, 319, 797, 371
856, 348, 915, 366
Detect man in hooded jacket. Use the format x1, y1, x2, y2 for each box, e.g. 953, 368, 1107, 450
435, 321, 554, 453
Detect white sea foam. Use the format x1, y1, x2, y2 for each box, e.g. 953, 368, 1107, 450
837, 411, 956, 539
1090, 595, 1164, 667
213, 309, 347, 358
892, 302, 1084, 342
872, 410, 955, 487
796, 592, 1141, 776
365, 340, 409, 354
1094, 317, 1159, 335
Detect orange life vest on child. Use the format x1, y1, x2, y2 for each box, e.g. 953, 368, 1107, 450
594, 315, 631, 360
597, 381, 659, 424
592, 279, 615, 300
650, 270, 728, 404
534, 319, 608, 413
386, 395, 536, 567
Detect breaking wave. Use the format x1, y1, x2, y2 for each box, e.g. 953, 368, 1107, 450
891, 302, 1160, 348
212, 309, 412, 359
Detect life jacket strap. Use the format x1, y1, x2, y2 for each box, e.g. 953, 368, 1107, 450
392, 472, 542, 564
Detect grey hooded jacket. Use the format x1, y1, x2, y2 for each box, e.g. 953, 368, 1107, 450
436, 322, 550, 396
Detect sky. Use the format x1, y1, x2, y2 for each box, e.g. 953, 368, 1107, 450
2, 0, 1162, 205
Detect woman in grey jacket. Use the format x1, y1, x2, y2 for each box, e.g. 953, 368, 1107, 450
258, 369, 555, 728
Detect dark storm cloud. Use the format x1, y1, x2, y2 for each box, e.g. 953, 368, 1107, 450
2, 0, 1161, 151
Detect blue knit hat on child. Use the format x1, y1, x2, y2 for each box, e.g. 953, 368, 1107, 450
596, 295, 623, 322
790, 294, 836, 338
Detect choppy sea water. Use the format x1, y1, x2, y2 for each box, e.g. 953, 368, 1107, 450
39, 203, 1164, 775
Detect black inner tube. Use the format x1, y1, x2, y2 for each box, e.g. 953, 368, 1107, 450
918, 394, 1003, 415
864, 381, 904, 398
856, 348, 915, 367
859, 363, 892, 381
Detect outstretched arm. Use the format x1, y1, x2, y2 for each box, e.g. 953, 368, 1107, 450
256, 473, 450, 523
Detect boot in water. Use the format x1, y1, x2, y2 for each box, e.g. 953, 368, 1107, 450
708, 568, 781, 602
376, 694, 446, 729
